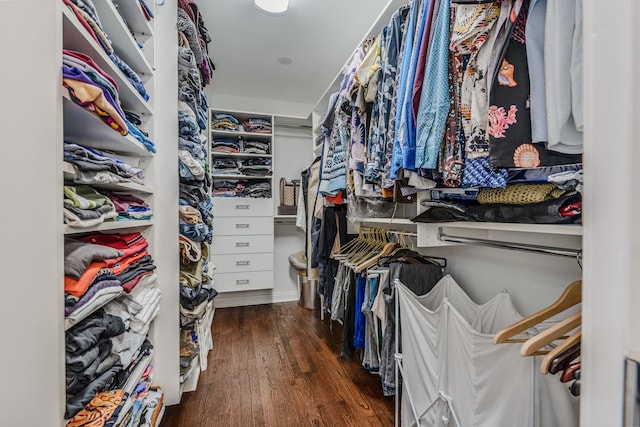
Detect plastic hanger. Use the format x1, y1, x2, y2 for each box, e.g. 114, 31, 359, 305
494, 280, 582, 344
540, 330, 581, 375
520, 312, 582, 356
560, 361, 581, 383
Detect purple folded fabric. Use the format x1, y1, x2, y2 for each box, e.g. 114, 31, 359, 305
65, 279, 122, 316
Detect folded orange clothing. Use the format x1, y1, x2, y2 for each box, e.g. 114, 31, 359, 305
67, 389, 125, 427
65, 261, 109, 298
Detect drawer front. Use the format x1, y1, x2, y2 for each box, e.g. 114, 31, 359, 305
214, 271, 274, 293
211, 234, 274, 255
214, 252, 274, 274
214, 216, 274, 236
214, 197, 274, 217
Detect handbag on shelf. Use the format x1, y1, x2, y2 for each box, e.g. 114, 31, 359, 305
278, 177, 300, 215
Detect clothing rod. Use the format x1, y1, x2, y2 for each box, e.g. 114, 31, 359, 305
438, 231, 580, 258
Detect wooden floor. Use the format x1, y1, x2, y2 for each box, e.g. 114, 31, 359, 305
163, 302, 394, 427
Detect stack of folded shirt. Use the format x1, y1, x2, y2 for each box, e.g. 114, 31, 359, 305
179, 149, 206, 181
63, 54, 127, 136
64, 185, 118, 228
242, 118, 272, 133
64, 142, 145, 186
211, 113, 242, 131
212, 180, 245, 197
212, 158, 241, 175
67, 389, 128, 427
212, 138, 242, 153
62, 48, 156, 153
65, 309, 126, 419
243, 181, 272, 198
107, 192, 153, 221
138, 386, 164, 427
242, 139, 270, 154
240, 158, 272, 176
62, 0, 150, 101
105, 340, 158, 426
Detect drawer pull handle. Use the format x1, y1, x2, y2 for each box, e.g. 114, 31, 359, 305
235, 224, 250, 229
236, 261, 251, 266
235, 204, 250, 210
236, 279, 251, 285
236, 242, 250, 247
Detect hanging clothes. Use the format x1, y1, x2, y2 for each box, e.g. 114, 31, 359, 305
366, 6, 410, 189
415, 0, 452, 170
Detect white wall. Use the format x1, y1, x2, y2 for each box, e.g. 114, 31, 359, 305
0, 1, 65, 424
207, 91, 313, 119
582, 0, 634, 424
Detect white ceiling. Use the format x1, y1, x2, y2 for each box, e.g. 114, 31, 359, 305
198, 0, 391, 118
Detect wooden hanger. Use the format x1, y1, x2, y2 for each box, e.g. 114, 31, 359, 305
540, 330, 581, 375
354, 242, 399, 273
493, 280, 582, 344
520, 312, 582, 356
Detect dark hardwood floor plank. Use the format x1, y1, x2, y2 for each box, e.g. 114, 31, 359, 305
163, 302, 394, 426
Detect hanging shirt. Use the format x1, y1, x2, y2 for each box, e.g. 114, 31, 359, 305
545, 0, 583, 154
390, 0, 420, 179
365, 6, 410, 187
415, 0, 452, 170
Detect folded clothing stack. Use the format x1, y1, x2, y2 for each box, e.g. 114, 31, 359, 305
212, 158, 240, 175
242, 118, 272, 134
64, 142, 145, 186
212, 180, 244, 197
243, 181, 272, 198
211, 113, 242, 131
242, 140, 270, 154
212, 138, 241, 154
240, 158, 272, 176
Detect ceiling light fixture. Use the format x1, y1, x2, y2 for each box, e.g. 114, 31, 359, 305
255, 0, 289, 15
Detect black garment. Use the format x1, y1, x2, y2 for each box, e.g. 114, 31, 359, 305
380, 262, 444, 396
341, 268, 357, 360
317, 205, 347, 260
65, 362, 123, 419
66, 310, 125, 354
412, 192, 581, 224
116, 256, 156, 284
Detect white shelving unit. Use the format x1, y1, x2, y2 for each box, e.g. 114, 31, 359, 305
60, 0, 169, 420
209, 109, 275, 294
62, 7, 153, 115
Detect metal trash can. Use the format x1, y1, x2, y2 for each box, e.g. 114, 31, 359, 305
298, 271, 320, 310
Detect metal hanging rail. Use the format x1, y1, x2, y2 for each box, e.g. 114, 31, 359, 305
438, 230, 581, 258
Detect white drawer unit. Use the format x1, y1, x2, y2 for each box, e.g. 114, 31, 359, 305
213, 216, 274, 236
211, 234, 274, 255
214, 252, 274, 274
213, 197, 274, 217
214, 271, 274, 292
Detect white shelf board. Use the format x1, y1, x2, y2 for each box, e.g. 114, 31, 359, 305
359, 218, 416, 226
63, 94, 153, 156
64, 219, 153, 235
210, 174, 273, 180
112, 0, 154, 38
211, 152, 272, 159
179, 355, 201, 396
124, 351, 154, 396
63, 7, 152, 115
63, 162, 154, 193
211, 129, 272, 139
425, 221, 583, 236
92, 0, 154, 78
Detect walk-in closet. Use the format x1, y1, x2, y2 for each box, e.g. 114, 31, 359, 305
0, 0, 637, 426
